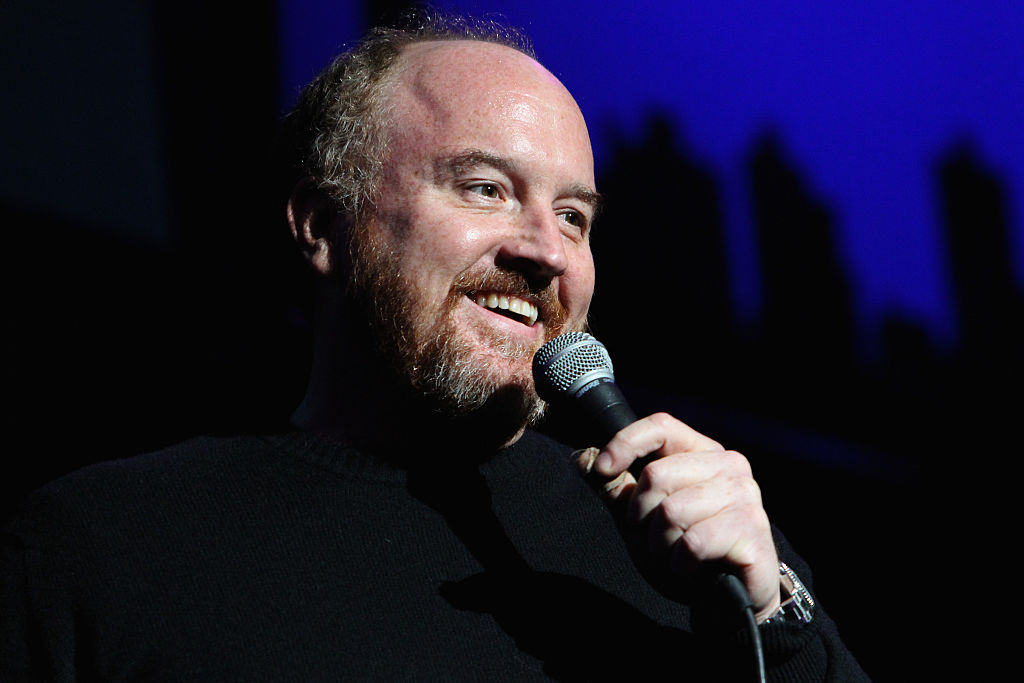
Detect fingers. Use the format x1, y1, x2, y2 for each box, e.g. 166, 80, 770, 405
628, 449, 753, 525
637, 459, 773, 604
640, 467, 761, 550
577, 413, 781, 618
592, 412, 724, 478
671, 507, 780, 619
664, 500, 772, 577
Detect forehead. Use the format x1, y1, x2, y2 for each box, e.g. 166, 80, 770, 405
383, 41, 594, 181
395, 40, 563, 98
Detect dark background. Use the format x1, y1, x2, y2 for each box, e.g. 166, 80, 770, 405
3, 1, 1017, 679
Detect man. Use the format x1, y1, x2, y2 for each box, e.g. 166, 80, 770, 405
2, 12, 866, 680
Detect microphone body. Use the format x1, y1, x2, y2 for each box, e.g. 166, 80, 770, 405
573, 381, 638, 445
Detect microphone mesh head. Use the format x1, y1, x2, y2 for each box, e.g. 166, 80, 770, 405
532, 332, 615, 400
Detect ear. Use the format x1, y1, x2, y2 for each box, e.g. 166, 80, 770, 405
287, 178, 346, 276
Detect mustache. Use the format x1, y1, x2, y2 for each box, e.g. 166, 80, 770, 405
453, 268, 571, 335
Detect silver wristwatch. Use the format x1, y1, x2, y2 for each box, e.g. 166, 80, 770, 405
762, 561, 815, 626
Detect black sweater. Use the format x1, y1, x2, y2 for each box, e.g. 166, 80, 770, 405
1, 430, 868, 681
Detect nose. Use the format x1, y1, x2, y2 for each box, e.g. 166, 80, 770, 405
496, 206, 569, 286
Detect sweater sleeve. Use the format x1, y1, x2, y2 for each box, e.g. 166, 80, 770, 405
756, 529, 871, 682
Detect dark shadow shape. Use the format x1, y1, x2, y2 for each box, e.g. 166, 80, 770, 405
938, 139, 1024, 368
589, 112, 732, 396
745, 129, 856, 425
404, 458, 754, 681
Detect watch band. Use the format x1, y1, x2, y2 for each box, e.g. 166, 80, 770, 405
762, 561, 815, 626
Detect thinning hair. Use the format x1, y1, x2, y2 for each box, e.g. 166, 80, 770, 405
278, 9, 536, 225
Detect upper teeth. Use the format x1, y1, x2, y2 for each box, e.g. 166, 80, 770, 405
474, 292, 539, 326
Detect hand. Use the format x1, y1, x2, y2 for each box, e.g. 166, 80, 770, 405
578, 412, 781, 622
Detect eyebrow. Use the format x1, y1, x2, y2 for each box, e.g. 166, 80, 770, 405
566, 183, 604, 219
435, 149, 514, 181
434, 149, 604, 215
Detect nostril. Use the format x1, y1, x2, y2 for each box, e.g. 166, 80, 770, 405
497, 242, 567, 282
495, 255, 558, 289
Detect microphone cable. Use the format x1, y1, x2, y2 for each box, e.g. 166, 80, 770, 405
717, 573, 766, 683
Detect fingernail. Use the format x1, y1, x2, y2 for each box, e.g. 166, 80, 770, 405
602, 471, 630, 496
574, 447, 600, 474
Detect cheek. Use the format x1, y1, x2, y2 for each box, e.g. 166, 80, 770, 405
396, 217, 494, 290
564, 249, 596, 316
456, 226, 487, 254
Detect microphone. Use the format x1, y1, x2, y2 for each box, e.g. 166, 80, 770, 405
532, 331, 637, 445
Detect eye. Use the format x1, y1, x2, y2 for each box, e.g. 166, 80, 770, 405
468, 182, 501, 199
558, 209, 588, 231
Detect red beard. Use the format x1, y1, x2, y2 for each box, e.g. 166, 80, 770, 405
346, 222, 578, 425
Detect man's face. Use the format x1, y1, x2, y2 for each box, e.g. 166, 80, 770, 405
351, 40, 598, 427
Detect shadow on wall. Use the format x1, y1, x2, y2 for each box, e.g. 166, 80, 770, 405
584, 112, 1019, 467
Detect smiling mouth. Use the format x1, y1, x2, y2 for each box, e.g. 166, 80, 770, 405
469, 291, 540, 327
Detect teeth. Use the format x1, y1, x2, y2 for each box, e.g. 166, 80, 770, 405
472, 292, 539, 326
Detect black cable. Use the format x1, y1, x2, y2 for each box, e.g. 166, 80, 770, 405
716, 573, 767, 683
743, 602, 767, 683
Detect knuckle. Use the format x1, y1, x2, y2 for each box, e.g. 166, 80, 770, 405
722, 449, 751, 471
659, 490, 688, 521
640, 457, 672, 488
735, 476, 762, 502
705, 436, 725, 452
649, 411, 676, 428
